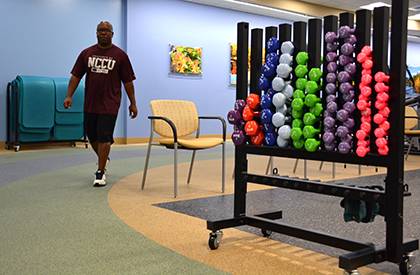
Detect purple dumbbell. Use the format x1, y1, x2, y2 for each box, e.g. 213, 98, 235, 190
326, 52, 338, 62
339, 82, 353, 94
343, 118, 355, 129
326, 94, 336, 103
345, 34, 357, 45
327, 62, 338, 73
339, 55, 352, 66
325, 32, 338, 43
324, 143, 336, 151
342, 90, 355, 102
234, 99, 246, 112
344, 63, 356, 75
343, 101, 356, 113
327, 101, 338, 113
326, 43, 338, 52
325, 83, 337, 95
232, 130, 246, 145
341, 134, 353, 144
227, 109, 242, 125
234, 120, 245, 131
324, 116, 336, 129
323, 131, 335, 144
338, 141, 351, 154
336, 125, 349, 138
326, 73, 337, 83
337, 71, 351, 83
341, 43, 354, 56
338, 26, 354, 39
337, 109, 349, 122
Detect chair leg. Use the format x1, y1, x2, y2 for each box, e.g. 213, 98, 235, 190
174, 142, 178, 198
406, 138, 414, 160
187, 150, 196, 184
141, 126, 154, 190
222, 142, 225, 193
293, 159, 299, 173
265, 156, 273, 175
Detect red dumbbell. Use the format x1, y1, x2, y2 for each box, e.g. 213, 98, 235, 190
362, 59, 373, 70
357, 140, 370, 147
356, 146, 370, 157
250, 131, 264, 145
246, 94, 260, 110
361, 74, 372, 85
380, 121, 390, 131
375, 82, 389, 93
361, 46, 372, 55
361, 108, 372, 117
357, 99, 370, 111
374, 127, 386, 138
379, 106, 391, 117
377, 92, 389, 103
374, 72, 390, 83
356, 129, 368, 140
360, 86, 372, 97
244, 120, 260, 136
373, 113, 387, 125
242, 105, 260, 121
375, 137, 388, 148
362, 69, 372, 76
361, 115, 371, 123
378, 145, 389, 156
375, 100, 387, 110
361, 121, 371, 133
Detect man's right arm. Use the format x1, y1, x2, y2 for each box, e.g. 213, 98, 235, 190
64, 75, 81, 108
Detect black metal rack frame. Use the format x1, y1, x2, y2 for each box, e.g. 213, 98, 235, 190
207, 0, 418, 272
6, 81, 88, 152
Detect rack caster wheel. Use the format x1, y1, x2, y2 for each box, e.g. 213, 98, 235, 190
208, 230, 223, 250
399, 252, 415, 275
343, 269, 360, 275
71, 142, 76, 147
261, 229, 272, 237
85, 143, 89, 149
14, 145, 20, 152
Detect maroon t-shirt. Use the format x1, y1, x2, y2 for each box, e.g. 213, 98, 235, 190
71, 44, 136, 115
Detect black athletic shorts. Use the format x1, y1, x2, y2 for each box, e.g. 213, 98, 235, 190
84, 113, 117, 144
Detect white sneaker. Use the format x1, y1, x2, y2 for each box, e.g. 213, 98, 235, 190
93, 170, 106, 187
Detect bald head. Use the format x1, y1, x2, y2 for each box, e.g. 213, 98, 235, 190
96, 21, 114, 48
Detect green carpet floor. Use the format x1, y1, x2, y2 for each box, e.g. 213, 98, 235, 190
0, 147, 227, 274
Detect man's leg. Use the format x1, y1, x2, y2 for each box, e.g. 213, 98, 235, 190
97, 142, 111, 172
90, 141, 99, 158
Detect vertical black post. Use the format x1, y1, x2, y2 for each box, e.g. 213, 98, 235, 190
308, 18, 322, 68
387, 0, 408, 262
339, 12, 354, 27
371, 7, 390, 154
354, 9, 372, 153
237, 22, 249, 101
279, 23, 292, 44
250, 28, 263, 96
235, 22, 249, 217
293, 22, 307, 53
265, 26, 278, 47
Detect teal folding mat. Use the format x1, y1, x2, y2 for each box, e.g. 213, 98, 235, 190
53, 77, 84, 140
16, 75, 55, 142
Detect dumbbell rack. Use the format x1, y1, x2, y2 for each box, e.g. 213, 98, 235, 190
207, 0, 418, 273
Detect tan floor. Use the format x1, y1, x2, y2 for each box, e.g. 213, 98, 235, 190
109, 154, 420, 275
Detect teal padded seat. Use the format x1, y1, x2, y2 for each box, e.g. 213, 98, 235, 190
52, 77, 84, 140
16, 76, 55, 142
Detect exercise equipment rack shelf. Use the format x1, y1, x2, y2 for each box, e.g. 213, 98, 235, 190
207, 0, 418, 273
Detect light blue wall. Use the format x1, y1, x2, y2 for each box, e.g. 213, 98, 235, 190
0, 0, 124, 141
126, 0, 291, 137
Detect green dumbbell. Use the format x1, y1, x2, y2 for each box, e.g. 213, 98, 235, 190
304, 94, 321, 108
310, 103, 323, 117
293, 89, 305, 99
295, 65, 308, 78
293, 138, 305, 149
296, 78, 307, 90
304, 138, 320, 152
292, 108, 303, 119
305, 81, 319, 94
291, 98, 304, 111
290, 127, 303, 141
292, 119, 303, 129
303, 112, 317, 125
303, 125, 321, 139
296, 52, 309, 65
308, 68, 322, 82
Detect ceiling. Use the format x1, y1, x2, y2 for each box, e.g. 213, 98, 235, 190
302, 0, 420, 16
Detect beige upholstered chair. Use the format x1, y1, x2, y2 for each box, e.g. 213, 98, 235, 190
141, 100, 226, 197
405, 106, 420, 160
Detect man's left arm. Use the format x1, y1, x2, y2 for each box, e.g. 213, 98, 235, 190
124, 81, 137, 119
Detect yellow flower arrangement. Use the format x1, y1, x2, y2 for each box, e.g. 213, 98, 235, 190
170, 45, 202, 75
